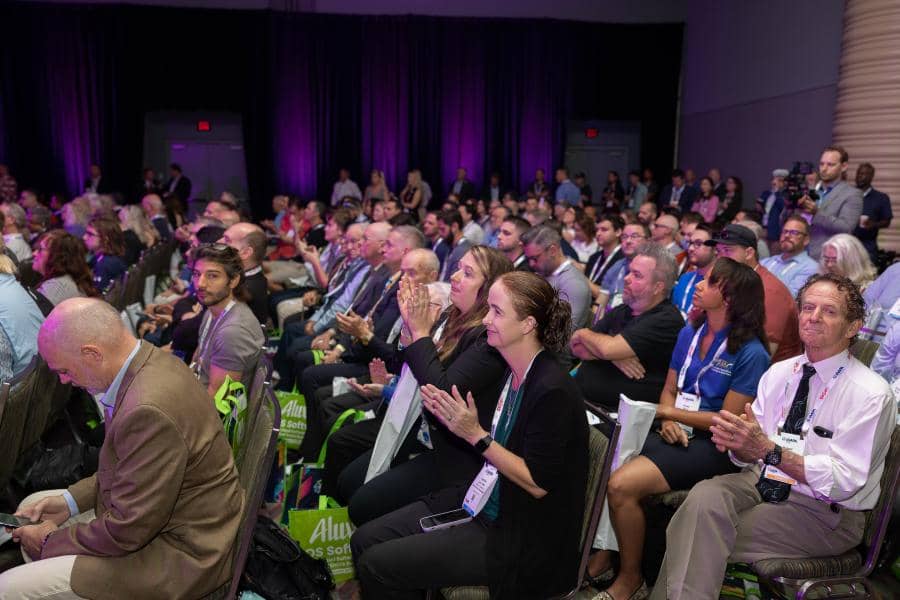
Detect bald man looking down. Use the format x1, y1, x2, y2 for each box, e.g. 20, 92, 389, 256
0, 298, 242, 600
221, 221, 270, 324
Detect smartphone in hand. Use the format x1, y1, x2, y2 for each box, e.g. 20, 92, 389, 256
0, 513, 36, 529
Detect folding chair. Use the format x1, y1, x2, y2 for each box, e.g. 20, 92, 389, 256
754, 426, 900, 599
204, 381, 282, 600
0, 357, 40, 490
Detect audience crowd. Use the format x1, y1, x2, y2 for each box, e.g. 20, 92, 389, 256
0, 144, 896, 600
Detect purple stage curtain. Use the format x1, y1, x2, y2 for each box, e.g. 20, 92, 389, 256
1, 4, 682, 213
267, 15, 578, 199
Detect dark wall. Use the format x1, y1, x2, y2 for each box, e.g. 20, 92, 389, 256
0, 2, 682, 216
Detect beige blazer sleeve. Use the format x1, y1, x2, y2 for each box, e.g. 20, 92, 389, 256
42, 405, 188, 558
68, 474, 98, 515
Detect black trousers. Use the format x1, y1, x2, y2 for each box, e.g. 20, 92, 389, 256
297, 361, 368, 460
353, 500, 490, 600
333, 417, 427, 506
273, 317, 312, 391
322, 395, 381, 499
347, 452, 446, 527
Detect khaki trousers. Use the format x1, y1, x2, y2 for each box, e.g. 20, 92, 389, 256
650, 469, 866, 600
0, 490, 95, 600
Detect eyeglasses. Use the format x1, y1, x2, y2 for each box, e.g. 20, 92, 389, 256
524, 247, 548, 263
687, 240, 707, 249
621, 233, 648, 241
781, 229, 807, 238
822, 256, 839, 265
196, 242, 230, 252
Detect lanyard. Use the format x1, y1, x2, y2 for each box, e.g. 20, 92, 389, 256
552, 259, 572, 277
779, 358, 847, 433
677, 324, 728, 396
491, 350, 542, 437
198, 300, 236, 365
589, 246, 620, 282
679, 273, 699, 312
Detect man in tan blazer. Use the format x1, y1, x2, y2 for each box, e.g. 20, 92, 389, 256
1, 298, 243, 599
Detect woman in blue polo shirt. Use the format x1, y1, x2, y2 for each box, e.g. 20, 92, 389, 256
590, 258, 770, 600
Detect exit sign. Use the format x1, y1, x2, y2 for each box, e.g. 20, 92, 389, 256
585, 127, 599, 139
197, 120, 211, 132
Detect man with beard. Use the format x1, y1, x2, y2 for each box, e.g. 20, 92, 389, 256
571, 242, 684, 412
593, 222, 650, 319
421, 211, 450, 271
761, 215, 820, 297
495, 215, 531, 271
670, 223, 717, 318
190, 243, 264, 397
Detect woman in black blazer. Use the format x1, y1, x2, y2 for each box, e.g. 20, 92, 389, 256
344, 246, 512, 526
354, 271, 589, 600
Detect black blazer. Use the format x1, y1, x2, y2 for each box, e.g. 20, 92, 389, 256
658, 183, 697, 213
486, 350, 589, 599
341, 278, 402, 365
448, 180, 476, 201
404, 324, 507, 492
164, 176, 192, 202
84, 176, 113, 195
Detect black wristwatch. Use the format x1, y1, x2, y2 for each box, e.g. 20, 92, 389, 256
763, 444, 782, 467
474, 434, 493, 454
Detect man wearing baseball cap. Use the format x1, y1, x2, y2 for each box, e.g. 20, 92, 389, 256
705, 224, 802, 362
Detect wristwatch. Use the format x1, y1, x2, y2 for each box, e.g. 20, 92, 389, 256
763, 444, 782, 467
474, 434, 493, 454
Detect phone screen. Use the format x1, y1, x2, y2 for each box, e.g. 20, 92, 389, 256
420, 508, 472, 530
0, 513, 33, 528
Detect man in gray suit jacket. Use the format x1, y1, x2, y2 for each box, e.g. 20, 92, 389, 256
800, 146, 863, 259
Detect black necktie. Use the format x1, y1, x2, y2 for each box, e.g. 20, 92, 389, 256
756, 364, 816, 502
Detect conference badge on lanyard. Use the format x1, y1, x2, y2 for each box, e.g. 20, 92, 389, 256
462, 351, 540, 516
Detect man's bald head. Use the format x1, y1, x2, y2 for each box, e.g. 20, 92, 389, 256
221, 222, 266, 267
400, 248, 440, 285
141, 194, 163, 216
39, 298, 136, 394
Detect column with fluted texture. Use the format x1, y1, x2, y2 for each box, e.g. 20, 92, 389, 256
832, 0, 900, 251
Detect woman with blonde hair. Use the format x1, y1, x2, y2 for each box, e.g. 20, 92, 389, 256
820, 233, 877, 292
120, 204, 159, 247
399, 169, 424, 219
119, 204, 159, 264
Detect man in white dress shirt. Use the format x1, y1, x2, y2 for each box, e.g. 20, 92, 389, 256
330, 168, 362, 207
650, 273, 896, 600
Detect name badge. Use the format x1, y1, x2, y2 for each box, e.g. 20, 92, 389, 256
675, 391, 701, 436
889, 297, 900, 320
763, 431, 805, 486
462, 463, 499, 516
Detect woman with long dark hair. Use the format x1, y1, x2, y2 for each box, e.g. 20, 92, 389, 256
354, 271, 588, 599
343, 245, 513, 527
33, 230, 99, 305
589, 258, 771, 600
692, 176, 720, 224
84, 216, 128, 291
717, 175, 744, 224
